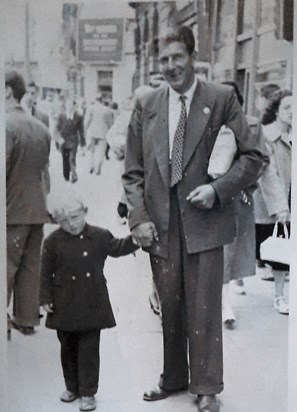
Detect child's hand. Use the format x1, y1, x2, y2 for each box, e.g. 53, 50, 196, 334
42, 303, 54, 314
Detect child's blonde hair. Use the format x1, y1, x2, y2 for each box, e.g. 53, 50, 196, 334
48, 189, 86, 221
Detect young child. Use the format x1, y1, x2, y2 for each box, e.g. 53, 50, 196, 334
40, 194, 138, 411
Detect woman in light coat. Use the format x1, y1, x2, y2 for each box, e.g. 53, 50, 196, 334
253, 89, 292, 314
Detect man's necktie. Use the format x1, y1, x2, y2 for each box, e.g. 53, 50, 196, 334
170, 95, 187, 187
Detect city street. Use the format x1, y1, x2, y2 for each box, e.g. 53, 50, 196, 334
7, 146, 288, 412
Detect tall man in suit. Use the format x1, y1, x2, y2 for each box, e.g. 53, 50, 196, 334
6, 70, 51, 338
123, 26, 267, 412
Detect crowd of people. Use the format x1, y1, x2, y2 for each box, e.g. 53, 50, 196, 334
5, 24, 292, 412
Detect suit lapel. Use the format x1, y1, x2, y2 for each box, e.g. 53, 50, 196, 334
183, 81, 216, 169
151, 87, 170, 185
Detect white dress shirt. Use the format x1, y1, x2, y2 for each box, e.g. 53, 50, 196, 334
168, 77, 198, 158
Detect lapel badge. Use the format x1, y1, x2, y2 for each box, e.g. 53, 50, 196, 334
203, 106, 210, 114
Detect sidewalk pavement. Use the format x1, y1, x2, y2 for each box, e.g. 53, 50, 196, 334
6, 150, 288, 412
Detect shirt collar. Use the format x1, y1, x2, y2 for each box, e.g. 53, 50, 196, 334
264, 122, 292, 147
168, 77, 198, 105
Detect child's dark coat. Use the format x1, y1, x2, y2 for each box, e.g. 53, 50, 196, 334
40, 224, 136, 331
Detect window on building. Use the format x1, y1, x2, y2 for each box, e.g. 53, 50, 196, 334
97, 70, 113, 101
237, 0, 245, 35
275, 0, 293, 41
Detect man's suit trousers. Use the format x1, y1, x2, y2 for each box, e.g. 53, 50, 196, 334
150, 187, 224, 395
61, 146, 78, 182
7, 224, 43, 328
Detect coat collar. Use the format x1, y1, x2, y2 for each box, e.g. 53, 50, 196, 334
59, 223, 94, 239
263, 121, 291, 148
149, 86, 170, 186
183, 80, 216, 169
6, 104, 23, 114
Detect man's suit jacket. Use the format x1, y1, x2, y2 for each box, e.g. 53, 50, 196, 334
56, 111, 84, 149
123, 81, 267, 259
6, 106, 51, 224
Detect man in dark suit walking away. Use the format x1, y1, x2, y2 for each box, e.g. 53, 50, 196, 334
54, 97, 84, 183
5, 70, 51, 339
123, 26, 267, 412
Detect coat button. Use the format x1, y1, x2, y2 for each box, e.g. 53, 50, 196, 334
83, 251, 88, 256
52, 274, 55, 278
86, 272, 91, 278
80, 235, 84, 239
72, 276, 76, 281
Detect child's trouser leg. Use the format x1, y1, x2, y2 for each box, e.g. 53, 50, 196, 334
78, 330, 101, 396
57, 331, 79, 394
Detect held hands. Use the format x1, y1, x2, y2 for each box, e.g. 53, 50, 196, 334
186, 184, 216, 209
131, 222, 159, 248
42, 303, 54, 314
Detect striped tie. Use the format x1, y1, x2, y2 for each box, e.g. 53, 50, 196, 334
170, 95, 187, 187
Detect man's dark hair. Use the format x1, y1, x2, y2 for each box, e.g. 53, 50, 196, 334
5, 70, 26, 102
262, 89, 292, 125
160, 25, 195, 55
222, 81, 244, 107
260, 84, 280, 100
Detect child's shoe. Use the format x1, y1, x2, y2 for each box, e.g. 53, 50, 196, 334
60, 390, 78, 402
79, 396, 97, 411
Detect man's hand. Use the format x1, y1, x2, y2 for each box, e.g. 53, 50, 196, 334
186, 184, 216, 209
42, 303, 54, 314
275, 210, 290, 225
131, 222, 159, 248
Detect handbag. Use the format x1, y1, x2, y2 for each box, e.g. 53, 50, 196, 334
208, 126, 237, 179
260, 222, 290, 265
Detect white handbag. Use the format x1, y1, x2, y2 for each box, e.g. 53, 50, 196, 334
260, 222, 290, 265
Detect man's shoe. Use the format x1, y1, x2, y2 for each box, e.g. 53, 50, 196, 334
60, 390, 78, 403
79, 396, 96, 411
143, 384, 187, 401
12, 322, 35, 335
143, 385, 169, 401
197, 395, 220, 412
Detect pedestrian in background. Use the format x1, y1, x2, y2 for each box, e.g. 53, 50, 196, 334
54, 97, 84, 183
123, 25, 266, 412
218, 81, 258, 329
6, 70, 51, 339
22, 81, 49, 127
85, 95, 113, 175
40, 193, 138, 412
76, 96, 88, 156
254, 83, 280, 272
253, 89, 292, 314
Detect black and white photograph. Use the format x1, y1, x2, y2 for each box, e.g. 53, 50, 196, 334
0, 1, 296, 411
